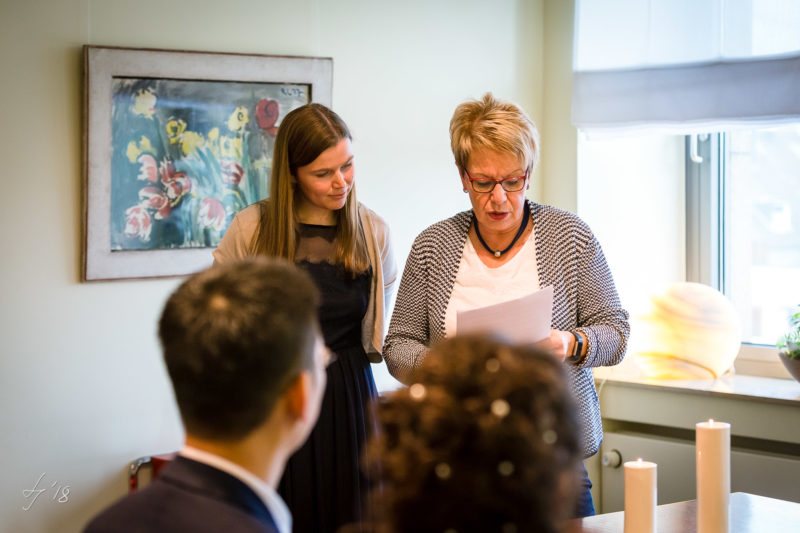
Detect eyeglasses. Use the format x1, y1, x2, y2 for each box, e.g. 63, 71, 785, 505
464, 168, 528, 193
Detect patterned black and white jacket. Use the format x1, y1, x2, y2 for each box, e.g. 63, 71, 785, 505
383, 202, 629, 457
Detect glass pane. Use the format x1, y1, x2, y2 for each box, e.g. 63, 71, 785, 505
578, 133, 686, 313
727, 124, 800, 345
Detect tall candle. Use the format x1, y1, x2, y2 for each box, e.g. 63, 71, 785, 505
624, 458, 657, 533
696, 419, 731, 533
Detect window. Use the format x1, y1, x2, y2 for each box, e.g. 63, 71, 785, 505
687, 125, 800, 352
578, 126, 799, 378
573, 1, 800, 378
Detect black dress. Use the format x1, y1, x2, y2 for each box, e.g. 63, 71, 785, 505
278, 223, 376, 533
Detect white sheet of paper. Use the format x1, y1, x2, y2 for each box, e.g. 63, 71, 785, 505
456, 285, 554, 344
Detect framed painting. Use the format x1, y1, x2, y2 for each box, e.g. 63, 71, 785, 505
82, 45, 332, 281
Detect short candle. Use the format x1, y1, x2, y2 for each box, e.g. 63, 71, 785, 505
624, 458, 657, 533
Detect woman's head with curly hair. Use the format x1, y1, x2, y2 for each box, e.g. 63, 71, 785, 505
367, 335, 582, 533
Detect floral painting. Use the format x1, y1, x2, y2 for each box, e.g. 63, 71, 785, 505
110, 78, 309, 250
83, 46, 332, 281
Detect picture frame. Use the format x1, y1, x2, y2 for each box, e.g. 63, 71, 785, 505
82, 45, 332, 281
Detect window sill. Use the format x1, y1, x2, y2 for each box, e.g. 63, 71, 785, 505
735, 343, 792, 379
594, 358, 800, 406
594, 361, 800, 446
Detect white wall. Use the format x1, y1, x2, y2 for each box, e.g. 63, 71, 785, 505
0, 1, 546, 531
541, 0, 578, 212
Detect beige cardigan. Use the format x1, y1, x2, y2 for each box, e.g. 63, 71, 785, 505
213, 202, 397, 363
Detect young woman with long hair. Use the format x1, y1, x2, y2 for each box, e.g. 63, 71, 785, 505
214, 103, 397, 533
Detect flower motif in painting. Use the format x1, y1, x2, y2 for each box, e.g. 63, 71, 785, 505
178, 131, 204, 155
132, 89, 156, 119
166, 119, 205, 155
159, 160, 192, 202
254, 99, 279, 135
198, 198, 226, 232
219, 136, 243, 159
166, 118, 187, 140
124, 205, 152, 242
138, 186, 171, 220
227, 106, 249, 132
136, 154, 158, 182
221, 160, 244, 186
126, 136, 155, 164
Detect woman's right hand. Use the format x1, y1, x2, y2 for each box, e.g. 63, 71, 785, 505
533, 329, 574, 361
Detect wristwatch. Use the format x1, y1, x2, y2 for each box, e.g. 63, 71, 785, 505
567, 331, 584, 364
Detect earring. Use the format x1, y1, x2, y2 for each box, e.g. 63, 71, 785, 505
463, 188, 468, 193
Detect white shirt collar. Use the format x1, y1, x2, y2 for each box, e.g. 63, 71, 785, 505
180, 446, 291, 533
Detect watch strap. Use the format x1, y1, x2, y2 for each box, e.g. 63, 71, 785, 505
568, 331, 584, 364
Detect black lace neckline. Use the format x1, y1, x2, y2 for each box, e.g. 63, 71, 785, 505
299, 222, 336, 229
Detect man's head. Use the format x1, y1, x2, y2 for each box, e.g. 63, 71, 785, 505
158, 258, 323, 442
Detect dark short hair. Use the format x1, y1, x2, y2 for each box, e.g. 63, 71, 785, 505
159, 258, 319, 440
368, 335, 582, 533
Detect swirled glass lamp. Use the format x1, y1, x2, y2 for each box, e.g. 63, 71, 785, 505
632, 282, 741, 379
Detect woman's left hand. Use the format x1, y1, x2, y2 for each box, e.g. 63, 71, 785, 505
533, 329, 574, 361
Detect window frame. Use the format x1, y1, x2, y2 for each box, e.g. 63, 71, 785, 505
684, 133, 790, 379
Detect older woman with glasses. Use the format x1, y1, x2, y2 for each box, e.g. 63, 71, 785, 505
383, 93, 629, 518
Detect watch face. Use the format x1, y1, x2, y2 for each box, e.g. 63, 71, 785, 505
571, 332, 583, 362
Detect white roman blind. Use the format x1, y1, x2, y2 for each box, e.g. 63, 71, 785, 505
572, 0, 800, 133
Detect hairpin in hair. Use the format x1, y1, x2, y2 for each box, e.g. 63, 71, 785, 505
491, 399, 510, 418
498, 461, 515, 477
409, 383, 427, 400
435, 462, 452, 480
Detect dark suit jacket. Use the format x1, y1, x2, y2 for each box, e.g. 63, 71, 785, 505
84, 456, 280, 533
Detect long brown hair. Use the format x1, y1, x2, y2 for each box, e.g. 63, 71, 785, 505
250, 103, 369, 274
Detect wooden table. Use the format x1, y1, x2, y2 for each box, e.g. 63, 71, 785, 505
577, 492, 800, 532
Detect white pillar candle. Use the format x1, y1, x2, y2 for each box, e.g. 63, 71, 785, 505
696, 419, 731, 533
624, 458, 657, 533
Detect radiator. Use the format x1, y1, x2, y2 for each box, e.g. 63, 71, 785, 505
599, 430, 800, 513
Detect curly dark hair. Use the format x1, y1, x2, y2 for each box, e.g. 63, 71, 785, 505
367, 335, 582, 533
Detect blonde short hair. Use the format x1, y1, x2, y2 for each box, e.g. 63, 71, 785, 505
449, 93, 540, 175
